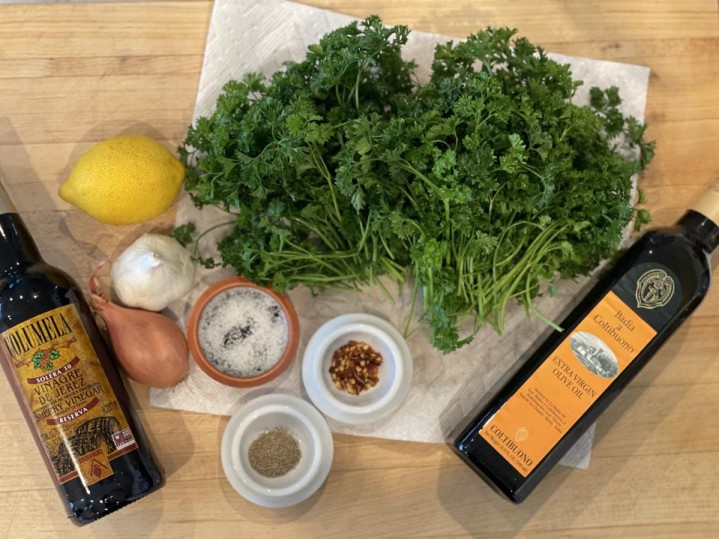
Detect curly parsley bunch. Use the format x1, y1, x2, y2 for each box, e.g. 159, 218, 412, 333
179, 16, 654, 353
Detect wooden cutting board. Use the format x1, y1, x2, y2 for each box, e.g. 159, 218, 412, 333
0, 1, 718, 536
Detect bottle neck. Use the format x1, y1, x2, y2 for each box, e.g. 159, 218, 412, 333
680, 182, 719, 254
0, 213, 43, 274
677, 210, 719, 254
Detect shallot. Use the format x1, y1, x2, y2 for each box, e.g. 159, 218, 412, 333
90, 264, 189, 388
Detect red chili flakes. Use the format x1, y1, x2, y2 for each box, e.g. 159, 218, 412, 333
328, 340, 382, 395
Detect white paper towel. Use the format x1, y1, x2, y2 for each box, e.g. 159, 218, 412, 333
150, 0, 651, 470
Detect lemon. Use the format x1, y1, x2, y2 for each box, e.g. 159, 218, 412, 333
59, 135, 185, 225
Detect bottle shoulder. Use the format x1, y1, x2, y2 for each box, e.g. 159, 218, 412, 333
0, 263, 82, 332
620, 227, 712, 312
642, 225, 714, 255
632, 227, 712, 269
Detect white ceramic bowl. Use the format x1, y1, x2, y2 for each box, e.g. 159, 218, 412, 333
302, 314, 413, 425
221, 394, 333, 508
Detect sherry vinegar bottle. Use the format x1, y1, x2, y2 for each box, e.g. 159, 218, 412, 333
0, 182, 164, 524
454, 181, 719, 503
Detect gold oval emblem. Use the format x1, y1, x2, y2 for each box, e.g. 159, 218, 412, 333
515, 427, 529, 442
635, 269, 675, 309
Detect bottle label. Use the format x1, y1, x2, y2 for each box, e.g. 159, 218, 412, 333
479, 263, 681, 477
1, 304, 138, 486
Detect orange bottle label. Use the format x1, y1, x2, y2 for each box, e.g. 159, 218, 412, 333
1, 304, 137, 486
479, 291, 657, 477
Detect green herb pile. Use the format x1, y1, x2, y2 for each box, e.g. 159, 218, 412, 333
178, 16, 654, 353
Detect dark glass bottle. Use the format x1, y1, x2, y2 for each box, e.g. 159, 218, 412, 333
454, 183, 719, 503
0, 184, 164, 525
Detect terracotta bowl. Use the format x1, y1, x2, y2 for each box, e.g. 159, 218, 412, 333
187, 276, 300, 388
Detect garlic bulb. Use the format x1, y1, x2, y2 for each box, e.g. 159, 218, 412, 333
111, 233, 196, 311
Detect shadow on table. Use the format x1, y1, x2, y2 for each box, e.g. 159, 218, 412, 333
89, 496, 166, 539
219, 474, 325, 525
0, 117, 87, 279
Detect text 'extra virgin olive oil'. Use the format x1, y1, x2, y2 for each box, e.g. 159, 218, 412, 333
454, 181, 719, 503
0, 182, 164, 525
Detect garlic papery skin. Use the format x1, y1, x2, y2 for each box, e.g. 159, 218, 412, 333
111, 233, 196, 311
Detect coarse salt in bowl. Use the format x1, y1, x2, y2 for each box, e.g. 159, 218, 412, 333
188, 277, 299, 387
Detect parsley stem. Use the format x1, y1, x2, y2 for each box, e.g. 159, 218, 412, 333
191, 220, 236, 259
309, 144, 342, 224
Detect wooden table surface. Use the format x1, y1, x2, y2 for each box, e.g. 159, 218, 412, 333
1, 1, 718, 537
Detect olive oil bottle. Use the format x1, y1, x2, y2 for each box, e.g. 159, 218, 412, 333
454, 182, 719, 503
0, 182, 164, 525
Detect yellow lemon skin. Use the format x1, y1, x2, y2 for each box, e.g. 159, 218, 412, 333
60, 135, 185, 225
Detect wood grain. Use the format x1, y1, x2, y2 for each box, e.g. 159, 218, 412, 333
0, 1, 718, 537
